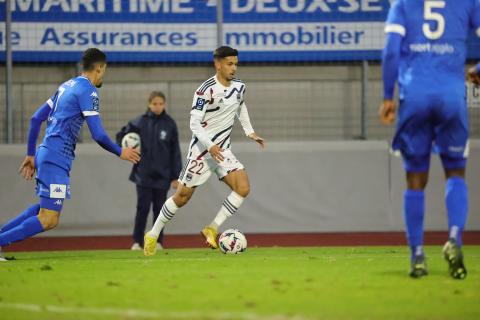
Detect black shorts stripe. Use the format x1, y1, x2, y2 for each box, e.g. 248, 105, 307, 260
179, 160, 190, 180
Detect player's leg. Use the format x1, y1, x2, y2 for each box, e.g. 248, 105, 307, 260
0, 157, 66, 249
1, 204, 40, 260
442, 166, 468, 279
0, 204, 41, 233
404, 168, 429, 278
144, 159, 211, 256
144, 184, 196, 256
212, 169, 249, 229
202, 151, 248, 249
435, 92, 469, 279
393, 95, 432, 278
0, 197, 61, 247
132, 185, 152, 249
152, 187, 168, 249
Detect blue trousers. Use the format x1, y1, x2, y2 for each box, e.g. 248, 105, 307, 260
133, 185, 167, 246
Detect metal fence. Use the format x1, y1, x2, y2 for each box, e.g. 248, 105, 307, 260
1, 0, 480, 144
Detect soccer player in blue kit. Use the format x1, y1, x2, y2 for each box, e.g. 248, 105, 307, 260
0, 48, 140, 260
380, 0, 480, 278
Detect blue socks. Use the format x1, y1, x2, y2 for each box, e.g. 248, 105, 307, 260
0, 205, 44, 247
445, 177, 468, 247
1, 204, 40, 233
404, 190, 425, 260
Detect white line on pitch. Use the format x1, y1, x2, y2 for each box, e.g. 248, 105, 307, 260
0, 302, 312, 320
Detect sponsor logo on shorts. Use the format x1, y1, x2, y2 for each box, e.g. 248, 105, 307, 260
54, 199, 63, 206
50, 184, 67, 199
186, 173, 193, 182
448, 146, 464, 153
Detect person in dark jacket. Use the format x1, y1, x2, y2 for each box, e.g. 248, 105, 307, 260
116, 91, 182, 250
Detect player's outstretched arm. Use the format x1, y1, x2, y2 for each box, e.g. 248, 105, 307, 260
380, 32, 402, 125
247, 133, 265, 148
237, 103, 265, 148
86, 115, 140, 164
19, 103, 51, 180
467, 64, 480, 85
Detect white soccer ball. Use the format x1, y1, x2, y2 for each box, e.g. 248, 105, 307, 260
121, 132, 141, 152
218, 229, 247, 254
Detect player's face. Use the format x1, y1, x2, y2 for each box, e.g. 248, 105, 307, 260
217, 56, 238, 82
148, 96, 166, 115
95, 63, 107, 88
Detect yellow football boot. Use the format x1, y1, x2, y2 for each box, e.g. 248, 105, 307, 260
143, 232, 158, 256
201, 226, 218, 249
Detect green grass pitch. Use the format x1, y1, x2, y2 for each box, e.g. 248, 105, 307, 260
1, 246, 479, 320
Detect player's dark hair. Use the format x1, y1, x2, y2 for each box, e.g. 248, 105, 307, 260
82, 48, 107, 71
213, 46, 238, 60
148, 91, 166, 103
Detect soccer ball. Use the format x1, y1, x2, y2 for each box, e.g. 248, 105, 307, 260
218, 229, 247, 254
121, 132, 141, 152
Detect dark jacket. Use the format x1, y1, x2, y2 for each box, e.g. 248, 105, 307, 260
116, 110, 182, 190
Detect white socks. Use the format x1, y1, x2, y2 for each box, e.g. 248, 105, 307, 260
150, 197, 179, 237
211, 192, 244, 229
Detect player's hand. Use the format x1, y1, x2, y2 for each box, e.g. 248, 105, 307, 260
379, 100, 397, 125
248, 133, 265, 148
171, 180, 179, 190
120, 147, 141, 164
18, 155, 35, 181
467, 66, 480, 86
209, 145, 224, 163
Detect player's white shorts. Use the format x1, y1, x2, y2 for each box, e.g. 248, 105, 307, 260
178, 150, 245, 188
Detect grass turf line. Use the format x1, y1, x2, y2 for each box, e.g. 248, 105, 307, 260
1, 246, 479, 320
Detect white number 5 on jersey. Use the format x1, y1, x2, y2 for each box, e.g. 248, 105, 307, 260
423, 0, 446, 40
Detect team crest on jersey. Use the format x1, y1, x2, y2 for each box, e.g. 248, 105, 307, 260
92, 95, 100, 111
160, 130, 167, 140
194, 97, 206, 110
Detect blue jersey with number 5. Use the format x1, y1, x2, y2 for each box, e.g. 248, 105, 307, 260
40, 76, 100, 169
386, 0, 480, 93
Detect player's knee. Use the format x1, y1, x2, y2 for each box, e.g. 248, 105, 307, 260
406, 172, 428, 190
37, 209, 60, 230
445, 168, 465, 179
235, 184, 250, 198
173, 193, 191, 207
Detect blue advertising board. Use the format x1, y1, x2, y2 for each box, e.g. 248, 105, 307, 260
0, 0, 478, 62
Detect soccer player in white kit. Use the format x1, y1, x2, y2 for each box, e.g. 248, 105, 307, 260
143, 46, 265, 256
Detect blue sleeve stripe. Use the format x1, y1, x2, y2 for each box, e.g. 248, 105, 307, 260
385, 24, 406, 36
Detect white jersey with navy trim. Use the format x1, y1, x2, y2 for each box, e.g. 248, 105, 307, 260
187, 75, 252, 160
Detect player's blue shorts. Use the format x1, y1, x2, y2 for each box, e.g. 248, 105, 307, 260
35, 147, 71, 211
392, 85, 468, 172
